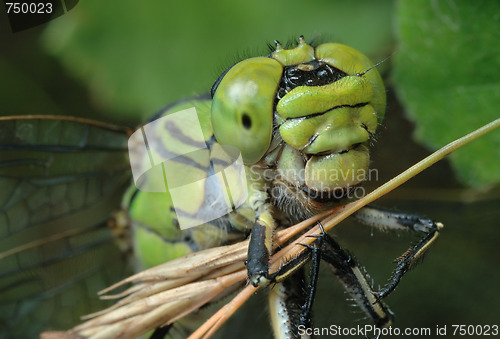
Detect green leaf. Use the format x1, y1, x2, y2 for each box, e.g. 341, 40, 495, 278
393, 0, 500, 188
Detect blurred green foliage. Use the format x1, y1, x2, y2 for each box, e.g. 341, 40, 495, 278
393, 0, 500, 188
40, 0, 394, 122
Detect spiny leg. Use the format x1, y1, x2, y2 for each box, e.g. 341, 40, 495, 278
267, 224, 393, 333
301, 235, 385, 339
353, 205, 444, 299
313, 229, 394, 328
297, 240, 322, 329
267, 233, 322, 338
268, 270, 310, 339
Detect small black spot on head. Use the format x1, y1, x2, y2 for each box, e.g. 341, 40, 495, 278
242, 113, 252, 129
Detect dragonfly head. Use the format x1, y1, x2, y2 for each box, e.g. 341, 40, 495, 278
211, 37, 385, 203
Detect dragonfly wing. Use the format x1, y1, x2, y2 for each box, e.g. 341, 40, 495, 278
0, 116, 133, 337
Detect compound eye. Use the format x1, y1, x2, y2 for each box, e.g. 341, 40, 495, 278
211, 57, 282, 164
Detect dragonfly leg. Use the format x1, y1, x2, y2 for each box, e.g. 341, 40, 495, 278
314, 228, 394, 328
267, 233, 328, 339
352, 205, 444, 299
247, 208, 278, 287
268, 269, 310, 339
267, 223, 393, 331
297, 239, 321, 329
268, 237, 322, 335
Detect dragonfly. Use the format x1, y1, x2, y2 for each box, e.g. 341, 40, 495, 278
1, 36, 447, 338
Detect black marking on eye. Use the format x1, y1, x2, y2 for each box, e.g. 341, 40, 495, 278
276, 61, 348, 101
242, 113, 252, 129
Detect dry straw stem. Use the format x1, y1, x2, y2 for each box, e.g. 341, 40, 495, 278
42, 118, 499, 339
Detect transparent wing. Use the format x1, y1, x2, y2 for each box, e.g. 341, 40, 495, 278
0, 116, 133, 338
